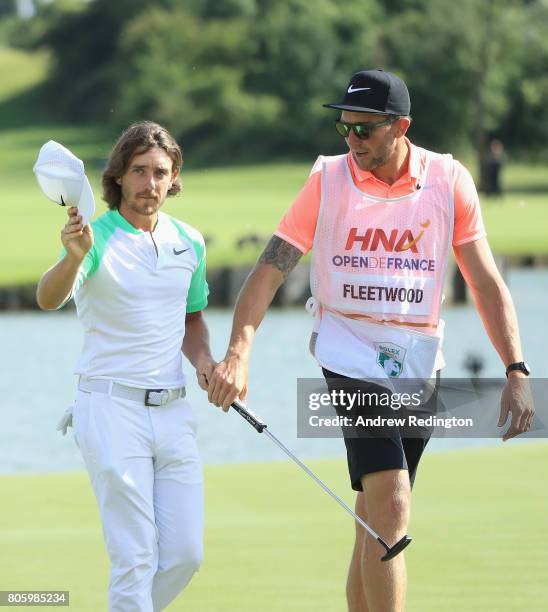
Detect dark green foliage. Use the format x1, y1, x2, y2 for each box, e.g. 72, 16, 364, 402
0, 0, 13, 17
499, 0, 548, 155
132, 0, 382, 159
5, 0, 548, 162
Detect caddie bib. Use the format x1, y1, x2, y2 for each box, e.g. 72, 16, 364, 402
308, 152, 454, 384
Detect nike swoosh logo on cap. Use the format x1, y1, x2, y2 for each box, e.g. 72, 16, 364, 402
173, 247, 190, 255
347, 85, 371, 93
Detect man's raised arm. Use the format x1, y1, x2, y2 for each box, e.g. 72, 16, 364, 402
207, 236, 303, 410
36, 207, 93, 310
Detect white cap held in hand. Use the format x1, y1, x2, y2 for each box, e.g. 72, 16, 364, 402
33, 140, 96, 226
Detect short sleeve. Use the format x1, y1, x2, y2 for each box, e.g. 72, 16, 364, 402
186, 241, 209, 313
452, 160, 487, 247
274, 157, 323, 254
169, 217, 209, 312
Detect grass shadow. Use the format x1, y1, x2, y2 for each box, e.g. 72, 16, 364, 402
502, 184, 548, 195
0, 84, 53, 130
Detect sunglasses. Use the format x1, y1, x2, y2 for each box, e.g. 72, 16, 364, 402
335, 116, 397, 140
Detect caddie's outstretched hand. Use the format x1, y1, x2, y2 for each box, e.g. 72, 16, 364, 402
207, 354, 248, 412
62, 206, 93, 261
498, 375, 535, 441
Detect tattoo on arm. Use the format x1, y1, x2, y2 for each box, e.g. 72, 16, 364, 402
258, 236, 303, 279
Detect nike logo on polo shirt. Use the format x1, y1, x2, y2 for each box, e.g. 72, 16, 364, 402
347, 85, 371, 93
173, 247, 190, 255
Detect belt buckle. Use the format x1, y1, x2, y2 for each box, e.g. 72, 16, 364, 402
145, 389, 169, 407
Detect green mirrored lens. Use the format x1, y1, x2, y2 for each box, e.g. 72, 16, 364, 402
335, 121, 350, 137
335, 117, 395, 140
335, 121, 373, 140
353, 124, 372, 139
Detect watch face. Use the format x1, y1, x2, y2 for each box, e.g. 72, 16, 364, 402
507, 361, 531, 376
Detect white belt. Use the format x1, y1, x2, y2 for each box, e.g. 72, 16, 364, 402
78, 377, 186, 407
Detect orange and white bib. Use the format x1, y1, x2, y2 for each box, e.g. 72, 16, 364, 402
308, 152, 454, 383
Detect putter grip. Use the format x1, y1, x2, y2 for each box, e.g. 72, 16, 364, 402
231, 400, 267, 433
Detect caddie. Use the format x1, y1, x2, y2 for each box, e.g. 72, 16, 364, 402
36, 121, 214, 611
206, 70, 534, 612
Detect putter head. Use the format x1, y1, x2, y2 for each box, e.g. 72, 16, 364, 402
381, 535, 412, 562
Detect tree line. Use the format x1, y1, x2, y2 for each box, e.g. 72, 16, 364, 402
6, 0, 548, 169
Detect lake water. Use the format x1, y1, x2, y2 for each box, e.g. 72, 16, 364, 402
0, 269, 546, 474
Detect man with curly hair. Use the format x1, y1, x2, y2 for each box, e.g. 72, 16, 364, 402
37, 121, 214, 611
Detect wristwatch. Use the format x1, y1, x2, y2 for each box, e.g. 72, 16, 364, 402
505, 361, 531, 377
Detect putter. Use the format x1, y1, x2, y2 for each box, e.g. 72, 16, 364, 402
231, 400, 411, 562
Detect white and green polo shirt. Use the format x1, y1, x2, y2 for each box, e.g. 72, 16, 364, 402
61, 209, 208, 388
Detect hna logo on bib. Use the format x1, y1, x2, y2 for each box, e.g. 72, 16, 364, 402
345, 220, 431, 253
375, 342, 406, 378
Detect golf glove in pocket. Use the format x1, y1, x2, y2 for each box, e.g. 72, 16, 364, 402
56, 404, 74, 436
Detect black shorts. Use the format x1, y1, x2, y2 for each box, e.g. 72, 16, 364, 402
322, 367, 438, 492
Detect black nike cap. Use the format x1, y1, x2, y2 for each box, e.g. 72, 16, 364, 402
323, 69, 410, 115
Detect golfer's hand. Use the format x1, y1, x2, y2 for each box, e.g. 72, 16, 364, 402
207, 354, 248, 412
62, 207, 93, 261
195, 358, 217, 392
498, 374, 535, 441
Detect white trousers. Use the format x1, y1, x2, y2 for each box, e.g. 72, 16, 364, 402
72, 388, 204, 612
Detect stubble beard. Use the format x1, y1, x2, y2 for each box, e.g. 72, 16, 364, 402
354, 134, 397, 171
130, 200, 159, 216
121, 189, 161, 217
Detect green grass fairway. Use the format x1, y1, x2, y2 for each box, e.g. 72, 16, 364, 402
1, 443, 547, 611
0, 48, 49, 102
1, 48, 548, 285
3, 127, 548, 287
0, 123, 313, 284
